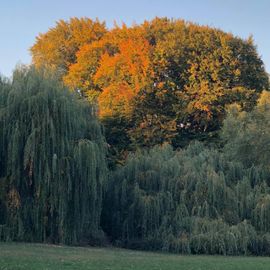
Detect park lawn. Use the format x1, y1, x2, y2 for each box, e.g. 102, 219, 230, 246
0, 242, 270, 270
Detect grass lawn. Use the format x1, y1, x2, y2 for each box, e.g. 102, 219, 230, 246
1, 242, 270, 270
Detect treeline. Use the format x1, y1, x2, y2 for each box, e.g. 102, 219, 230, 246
2, 71, 270, 255
0, 17, 270, 255
101, 92, 270, 255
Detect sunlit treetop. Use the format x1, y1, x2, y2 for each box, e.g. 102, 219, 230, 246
31, 17, 269, 148
31, 17, 107, 75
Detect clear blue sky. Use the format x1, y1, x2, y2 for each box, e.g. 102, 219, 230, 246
1, 0, 269, 77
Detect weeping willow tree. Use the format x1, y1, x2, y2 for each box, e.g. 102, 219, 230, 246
0, 67, 107, 244
103, 137, 270, 255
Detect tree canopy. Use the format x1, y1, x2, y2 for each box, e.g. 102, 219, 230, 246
31, 17, 269, 158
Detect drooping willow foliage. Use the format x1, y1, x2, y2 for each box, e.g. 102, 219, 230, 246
0, 68, 107, 244
1, 67, 270, 256
104, 142, 270, 255
103, 92, 270, 255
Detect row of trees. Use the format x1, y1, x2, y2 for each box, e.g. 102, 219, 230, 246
30, 17, 269, 165
0, 16, 270, 255
1, 67, 270, 255
102, 92, 270, 255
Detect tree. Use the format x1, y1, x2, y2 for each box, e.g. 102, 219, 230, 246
0, 67, 107, 244
31, 17, 270, 158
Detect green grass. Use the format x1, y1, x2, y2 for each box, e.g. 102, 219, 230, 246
1, 243, 270, 270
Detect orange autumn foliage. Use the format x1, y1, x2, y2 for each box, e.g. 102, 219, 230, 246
31, 17, 269, 150
63, 25, 151, 118
98, 83, 134, 117
31, 17, 106, 75
63, 39, 111, 101
94, 34, 151, 117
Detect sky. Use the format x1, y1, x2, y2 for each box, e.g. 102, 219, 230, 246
1, 0, 270, 77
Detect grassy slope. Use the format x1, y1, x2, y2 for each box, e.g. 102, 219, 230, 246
1, 243, 270, 270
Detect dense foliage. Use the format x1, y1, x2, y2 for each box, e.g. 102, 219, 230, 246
102, 93, 270, 255
0, 68, 107, 244
1, 16, 270, 256
31, 17, 269, 165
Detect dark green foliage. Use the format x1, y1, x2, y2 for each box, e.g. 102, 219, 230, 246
104, 142, 270, 255
222, 91, 270, 169
1, 65, 270, 256
101, 116, 132, 169
103, 94, 270, 255
0, 68, 107, 244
